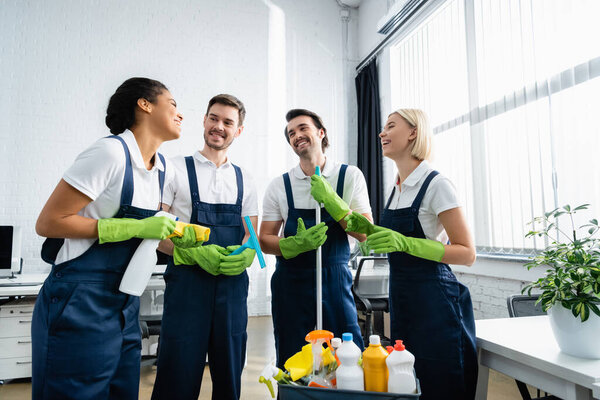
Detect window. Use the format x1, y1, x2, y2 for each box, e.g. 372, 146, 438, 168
389, 0, 600, 256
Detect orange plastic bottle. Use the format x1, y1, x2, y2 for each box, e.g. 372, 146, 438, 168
362, 334, 389, 392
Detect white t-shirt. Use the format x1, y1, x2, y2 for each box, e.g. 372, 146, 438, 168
384, 160, 460, 243
55, 130, 174, 264
163, 151, 258, 222
262, 158, 372, 231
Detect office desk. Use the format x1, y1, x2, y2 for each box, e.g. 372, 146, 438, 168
0, 274, 48, 297
475, 316, 600, 400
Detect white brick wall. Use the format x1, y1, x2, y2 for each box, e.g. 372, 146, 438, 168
1, 0, 359, 316
454, 271, 527, 319
452, 257, 546, 320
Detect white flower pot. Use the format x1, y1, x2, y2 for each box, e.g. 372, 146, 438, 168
548, 304, 600, 359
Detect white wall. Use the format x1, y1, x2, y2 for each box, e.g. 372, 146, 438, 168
0, 0, 355, 315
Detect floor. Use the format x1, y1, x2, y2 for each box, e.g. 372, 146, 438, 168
1, 316, 543, 399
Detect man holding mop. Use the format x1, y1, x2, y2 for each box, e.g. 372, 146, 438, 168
259, 109, 372, 369
152, 94, 258, 400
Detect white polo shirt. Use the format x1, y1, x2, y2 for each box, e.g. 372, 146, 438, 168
56, 130, 174, 264
262, 158, 372, 230
163, 151, 258, 222
384, 160, 460, 243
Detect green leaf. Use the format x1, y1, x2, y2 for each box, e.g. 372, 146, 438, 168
563, 205, 571, 212
573, 204, 590, 211
589, 302, 600, 317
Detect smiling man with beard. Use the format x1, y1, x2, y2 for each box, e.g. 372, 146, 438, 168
152, 94, 258, 400
259, 108, 372, 370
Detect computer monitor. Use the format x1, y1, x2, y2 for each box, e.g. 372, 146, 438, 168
0, 226, 22, 278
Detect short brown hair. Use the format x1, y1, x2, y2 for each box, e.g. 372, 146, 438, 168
206, 94, 246, 126
284, 109, 329, 151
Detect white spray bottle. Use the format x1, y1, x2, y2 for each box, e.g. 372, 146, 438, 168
119, 211, 178, 296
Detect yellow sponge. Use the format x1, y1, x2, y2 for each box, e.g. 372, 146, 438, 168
167, 221, 211, 242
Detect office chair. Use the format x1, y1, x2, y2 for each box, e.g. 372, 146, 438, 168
139, 283, 165, 366
352, 256, 390, 345
506, 295, 559, 400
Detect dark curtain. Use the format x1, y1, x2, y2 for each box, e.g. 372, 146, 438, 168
355, 59, 383, 223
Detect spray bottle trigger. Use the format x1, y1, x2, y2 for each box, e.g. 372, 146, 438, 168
258, 376, 275, 398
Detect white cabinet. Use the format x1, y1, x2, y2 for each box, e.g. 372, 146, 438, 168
0, 297, 36, 380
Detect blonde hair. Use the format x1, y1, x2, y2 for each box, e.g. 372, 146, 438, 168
392, 108, 432, 161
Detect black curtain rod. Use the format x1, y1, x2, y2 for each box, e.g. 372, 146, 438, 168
355, 0, 428, 74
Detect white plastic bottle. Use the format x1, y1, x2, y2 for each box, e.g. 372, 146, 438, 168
335, 332, 364, 391
119, 211, 178, 296
386, 340, 417, 394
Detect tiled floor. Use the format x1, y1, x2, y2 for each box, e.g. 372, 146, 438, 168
1, 316, 539, 399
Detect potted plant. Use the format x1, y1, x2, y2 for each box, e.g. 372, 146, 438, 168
523, 204, 600, 359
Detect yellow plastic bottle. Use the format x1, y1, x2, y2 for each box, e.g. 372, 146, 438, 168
362, 334, 389, 392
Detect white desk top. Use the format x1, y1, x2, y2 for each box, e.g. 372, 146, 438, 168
476, 316, 600, 391
0, 273, 48, 296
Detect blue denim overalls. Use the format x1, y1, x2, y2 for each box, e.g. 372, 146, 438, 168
271, 164, 364, 369
32, 135, 165, 399
381, 170, 478, 400
152, 156, 248, 400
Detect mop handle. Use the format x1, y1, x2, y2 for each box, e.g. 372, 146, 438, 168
315, 166, 323, 331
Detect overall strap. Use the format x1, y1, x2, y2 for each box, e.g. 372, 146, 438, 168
411, 170, 439, 210
282, 173, 295, 210
157, 153, 166, 206
232, 164, 244, 206
185, 156, 200, 204
107, 135, 134, 206
335, 164, 348, 197
384, 187, 396, 210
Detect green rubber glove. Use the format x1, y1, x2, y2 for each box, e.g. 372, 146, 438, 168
279, 218, 328, 260
310, 174, 350, 222
98, 216, 176, 244
366, 227, 445, 262
172, 244, 229, 276
344, 211, 382, 236
170, 226, 205, 249
358, 240, 371, 256
220, 246, 256, 276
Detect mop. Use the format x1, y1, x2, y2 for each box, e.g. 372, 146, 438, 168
315, 165, 323, 331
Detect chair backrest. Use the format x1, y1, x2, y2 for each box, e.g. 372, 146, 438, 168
507, 294, 546, 318
353, 256, 389, 298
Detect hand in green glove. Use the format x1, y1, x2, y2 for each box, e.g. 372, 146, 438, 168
220, 246, 256, 276
344, 211, 382, 236
366, 227, 445, 262
310, 174, 350, 222
279, 218, 328, 260
170, 226, 205, 249
98, 216, 176, 244
172, 244, 229, 276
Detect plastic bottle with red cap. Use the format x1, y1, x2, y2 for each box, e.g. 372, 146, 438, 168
386, 339, 417, 394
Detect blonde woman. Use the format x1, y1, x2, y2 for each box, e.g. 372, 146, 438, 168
345, 109, 477, 400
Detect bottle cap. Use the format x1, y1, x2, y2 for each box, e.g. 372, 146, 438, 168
369, 335, 381, 345
332, 338, 342, 348
386, 346, 394, 354
342, 332, 353, 342
394, 339, 406, 351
